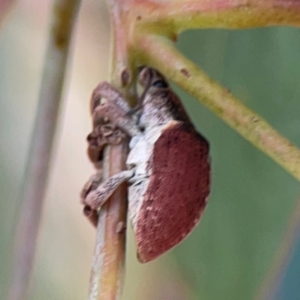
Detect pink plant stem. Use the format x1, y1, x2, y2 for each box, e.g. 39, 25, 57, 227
87, 1, 130, 299
88, 144, 128, 300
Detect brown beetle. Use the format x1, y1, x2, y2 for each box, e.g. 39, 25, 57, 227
81, 67, 210, 263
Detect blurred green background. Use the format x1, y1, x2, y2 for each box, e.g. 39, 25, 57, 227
1, 1, 300, 299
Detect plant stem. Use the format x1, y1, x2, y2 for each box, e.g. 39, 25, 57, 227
88, 144, 128, 300
7, 1, 80, 300
132, 0, 300, 34
87, 1, 130, 299
135, 35, 300, 181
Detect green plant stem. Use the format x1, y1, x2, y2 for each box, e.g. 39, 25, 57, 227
134, 35, 300, 181
7, 1, 80, 300
132, 0, 300, 35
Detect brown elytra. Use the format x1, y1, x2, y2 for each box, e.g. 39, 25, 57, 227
136, 121, 210, 262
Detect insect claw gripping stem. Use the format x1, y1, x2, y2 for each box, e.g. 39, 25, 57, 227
92, 102, 140, 137
91, 81, 140, 138
91, 81, 131, 115
83, 205, 99, 228
84, 170, 134, 210
80, 171, 102, 203
82, 81, 139, 227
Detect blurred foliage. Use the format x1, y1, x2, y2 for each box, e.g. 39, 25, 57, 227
277, 234, 300, 300
171, 28, 300, 300
1, 1, 300, 300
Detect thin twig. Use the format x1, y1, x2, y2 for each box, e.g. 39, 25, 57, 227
87, 1, 130, 299
7, 1, 80, 300
135, 35, 300, 181
88, 143, 128, 300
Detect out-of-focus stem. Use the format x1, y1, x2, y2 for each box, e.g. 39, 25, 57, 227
255, 195, 300, 299
7, 1, 80, 300
135, 35, 300, 181
0, 0, 16, 26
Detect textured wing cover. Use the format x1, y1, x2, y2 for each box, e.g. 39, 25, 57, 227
136, 121, 210, 263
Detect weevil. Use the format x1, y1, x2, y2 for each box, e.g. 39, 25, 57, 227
81, 67, 210, 263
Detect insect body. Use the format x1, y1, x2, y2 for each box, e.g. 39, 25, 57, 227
81, 67, 210, 263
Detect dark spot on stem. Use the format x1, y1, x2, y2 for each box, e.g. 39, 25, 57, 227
180, 68, 191, 78
53, 2, 75, 49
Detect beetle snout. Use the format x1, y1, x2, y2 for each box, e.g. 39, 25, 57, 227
138, 67, 168, 90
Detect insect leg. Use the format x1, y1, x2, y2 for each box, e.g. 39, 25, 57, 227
83, 82, 140, 225
93, 102, 140, 137
91, 81, 132, 115
80, 171, 103, 227
83, 170, 134, 210
80, 171, 102, 202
